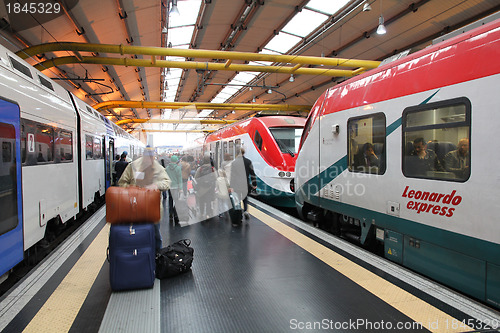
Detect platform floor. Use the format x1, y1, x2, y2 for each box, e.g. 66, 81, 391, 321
1, 197, 499, 333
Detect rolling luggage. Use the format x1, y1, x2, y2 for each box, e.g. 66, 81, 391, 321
108, 223, 156, 291
228, 192, 243, 226
174, 200, 190, 222
106, 186, 160, 224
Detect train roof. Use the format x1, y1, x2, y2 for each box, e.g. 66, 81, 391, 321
205, 115, 306, 143
314, 18, 500, 116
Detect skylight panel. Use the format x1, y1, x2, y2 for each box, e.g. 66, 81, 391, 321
211, 96, 227, 103
305, 0, 350, 15
220, 86, 240, 95
263, 32, 302, 54
231, 72, 258, 84
169, 0, 201, 27
168, 25, 195, 46
282, 8, 328, 37
196, 109, 213, 118
248, 60, 273, 67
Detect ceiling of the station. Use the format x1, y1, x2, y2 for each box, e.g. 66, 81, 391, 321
0, 0, 499, 134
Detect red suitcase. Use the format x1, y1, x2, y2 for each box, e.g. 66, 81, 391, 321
106, 186, 161, 224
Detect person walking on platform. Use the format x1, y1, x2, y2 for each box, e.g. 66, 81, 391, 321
229, 147, 256, 221
180, 156, 192, 197
194, 154, 216, 220
114, 152, 129, 184
118, 146, 171, 250
165, 155, 182, 223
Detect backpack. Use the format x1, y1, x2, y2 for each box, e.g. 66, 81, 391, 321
155, 239, 194, 279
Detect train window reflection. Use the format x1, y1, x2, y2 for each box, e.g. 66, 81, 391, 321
85, 135, 93, 159
56, 130, 72, 162
348, 113, 386, 175
2, 141, 11, 162
36, 125, 54, 163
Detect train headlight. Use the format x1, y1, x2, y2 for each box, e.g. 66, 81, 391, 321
286, 172, 291, 177
278, 171, 285, 177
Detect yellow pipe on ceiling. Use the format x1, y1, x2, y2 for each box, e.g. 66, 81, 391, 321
141, 129, 216, 133
31, 56, 363, 77
116, 119, 237, 125
94, 100, 311, 112
17, 42, 381, 69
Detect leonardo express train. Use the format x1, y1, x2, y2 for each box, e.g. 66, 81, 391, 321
295, 18, 500, 308
203, 115, 305, 207
0, 43, 144, 280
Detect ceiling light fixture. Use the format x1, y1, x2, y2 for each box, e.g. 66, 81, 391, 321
363, 2, 372, 12
377, 0, 386, 35
377, 15, 387, 35
169, 0, 180, 16
289, 74, 294, 82
267, 89, 272, 94
252, 96, 256, 103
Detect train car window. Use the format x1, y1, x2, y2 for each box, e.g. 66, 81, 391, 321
235, 139, 241, 156
36, 124, 54, 163
38, 75, 54, 91
254, 130, 263, 151
269, 127, 303, 154
402, 97, 471, 182
223, 141, 228, 154
85, 135, 94, 159
21, 120, 36, 165
9, 56, 33, 79
348, 113, 386, 175
2, 141, 11, 162
93, 137, 102, 159
55, 129, 73, 162
0, 122, 18, 235
229, 141, 234, 157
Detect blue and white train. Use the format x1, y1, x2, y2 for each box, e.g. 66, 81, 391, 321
295, 18, 500, 308
0, 43, 144, 281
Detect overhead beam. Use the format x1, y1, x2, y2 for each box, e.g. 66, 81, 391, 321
141, 129, 216, 133
17, 42, 380, 77
115, 118, 237, 125
30, 56, 365, 77
94, 100, 311, 112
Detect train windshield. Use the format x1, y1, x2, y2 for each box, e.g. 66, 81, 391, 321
269, 127, 303, 155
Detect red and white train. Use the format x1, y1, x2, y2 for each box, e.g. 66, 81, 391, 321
295, 17, 500, 308
203, 115, 305, 207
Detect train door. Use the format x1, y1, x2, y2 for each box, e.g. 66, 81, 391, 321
0, 99, 23, 277
104, 137, 114, 188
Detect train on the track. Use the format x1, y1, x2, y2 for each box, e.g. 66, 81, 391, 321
201, 115, 305, 207
295, 17, 500, 308
0, 43, 144, 281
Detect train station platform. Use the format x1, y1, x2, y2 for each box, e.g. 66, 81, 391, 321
1, 198, 499, 333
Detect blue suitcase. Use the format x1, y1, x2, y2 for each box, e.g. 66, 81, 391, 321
108, 223, 156, 291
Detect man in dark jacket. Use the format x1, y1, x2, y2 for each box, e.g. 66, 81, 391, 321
229, 148, 256, 220
114, 152, 129, 184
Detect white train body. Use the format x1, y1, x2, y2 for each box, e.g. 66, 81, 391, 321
0, 42, 143, 277
295, 19, 500, 308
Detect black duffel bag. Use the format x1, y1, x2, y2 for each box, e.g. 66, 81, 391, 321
156, 239, 194, 279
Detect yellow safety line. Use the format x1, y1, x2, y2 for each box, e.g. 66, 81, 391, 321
249, 206, 472, 333
23, 223, 110, 333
